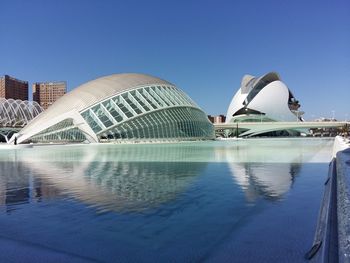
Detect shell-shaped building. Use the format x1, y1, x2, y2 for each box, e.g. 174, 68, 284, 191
15, 73, 214, 144
226, 72, 303, 124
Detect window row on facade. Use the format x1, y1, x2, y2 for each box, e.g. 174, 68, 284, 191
98, 107, 214, 141
80, 85, 198, 134
28, 107, 213, 143
29, 119, 86, 143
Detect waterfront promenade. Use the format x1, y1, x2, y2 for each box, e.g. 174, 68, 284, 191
308, 136, 350, 262
214, 121, 350, 137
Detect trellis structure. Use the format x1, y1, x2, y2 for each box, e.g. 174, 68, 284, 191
0, 98, 44, 142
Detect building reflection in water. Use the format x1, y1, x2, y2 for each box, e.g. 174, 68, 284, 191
227, 163, 301, 201
0, 144, 212, 213
219, 139, 332, 201
0, 139, 332, 212
0, 159, 60, 212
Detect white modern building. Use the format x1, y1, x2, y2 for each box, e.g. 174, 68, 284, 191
226, 72, 303, 123
12, 73, 214, 144
225, 72, 304, 136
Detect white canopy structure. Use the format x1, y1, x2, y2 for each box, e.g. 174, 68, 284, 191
0, 98, 43, 142
0, 98, 43, 127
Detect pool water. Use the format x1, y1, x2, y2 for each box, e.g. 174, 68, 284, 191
0, 138, 334, 262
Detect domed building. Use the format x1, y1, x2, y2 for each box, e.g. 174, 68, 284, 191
14, 73, 214, 144
225, 72, 305, 137
226, 72, 303, 124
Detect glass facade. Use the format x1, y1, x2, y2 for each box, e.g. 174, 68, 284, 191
80, 85, 213, 142
27, 85, 214, 143
30, 119, 86, 143
97, 107, 213, 141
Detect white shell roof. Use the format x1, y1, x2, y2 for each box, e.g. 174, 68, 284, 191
226, 72, 286, 123
46, 73, 172, 114
21, 73, 173, 133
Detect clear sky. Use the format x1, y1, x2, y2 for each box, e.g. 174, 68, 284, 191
1, 0, 349, 120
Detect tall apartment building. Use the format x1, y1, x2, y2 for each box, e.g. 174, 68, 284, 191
0, 75, 28, 100
214, 115, 226, 123
32, 81, 66, 109
207, 114, 226, 124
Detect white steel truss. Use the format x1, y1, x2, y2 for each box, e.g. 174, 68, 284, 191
0, 98, 43, 127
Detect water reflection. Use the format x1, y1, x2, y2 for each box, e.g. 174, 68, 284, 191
227, 163, 300, 201
0, 139, 334, 263
1, 144, 212, 212
222, 139, 331, 200
0, 161, 61, 212
0, 139, 333, 212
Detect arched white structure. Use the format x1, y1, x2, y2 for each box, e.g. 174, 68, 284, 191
14, 73, 214, 144
0, 99, 44, 143
0, 98, 43, 127
225, 72, 304, 136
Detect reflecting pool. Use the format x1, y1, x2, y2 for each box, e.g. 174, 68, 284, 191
0, 138, 333, 262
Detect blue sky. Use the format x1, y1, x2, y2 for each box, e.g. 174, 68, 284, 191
1, 0, 349, 120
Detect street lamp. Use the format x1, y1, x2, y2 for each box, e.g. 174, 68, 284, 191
331, 110, 335, 121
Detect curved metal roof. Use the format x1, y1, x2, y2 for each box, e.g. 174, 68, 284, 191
44, 73, 172, 115
21, 73, 174, 133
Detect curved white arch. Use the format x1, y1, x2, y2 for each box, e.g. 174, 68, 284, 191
0, 98, 43, 128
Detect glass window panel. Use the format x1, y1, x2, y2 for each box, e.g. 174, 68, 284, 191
134, 89, 152, 111
128, 92, 145, 113
103, 100, 123, 123
124, 96, 142, 114
147, 87, 167, 107
136, 97, 149, 111
136, 96, 149, 111
141, 88, 159, 109
116, 102, 133, 118
151, 86, 171, 106
81, 111, 102, 133
92, 105, 113, 128
162, 86, 180, 105
99, 114, 113, 128
172, 88, 190, 105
